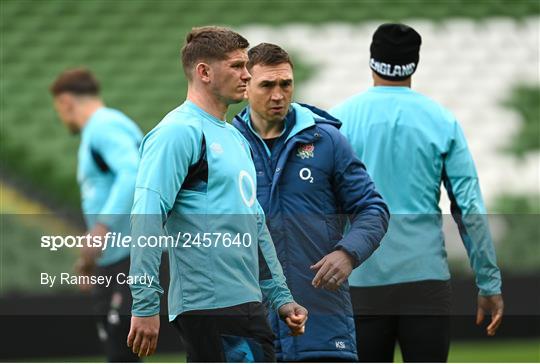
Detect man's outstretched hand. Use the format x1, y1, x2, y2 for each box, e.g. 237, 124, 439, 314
127, 315, 160, 357
476, 294, 504, 336
278, 302, 308, 336
311, 249, 354, 291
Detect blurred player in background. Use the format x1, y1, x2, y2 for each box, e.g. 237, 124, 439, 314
233, 43, 389, 362
331, 23, 504, 362
127, 27, 307, 362
50, 68, 142, 362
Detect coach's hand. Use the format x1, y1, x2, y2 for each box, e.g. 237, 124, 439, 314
278, 302, 308, 336
476, 294, 504, 336
127, 315, 160, 357
310, 249, 354, 291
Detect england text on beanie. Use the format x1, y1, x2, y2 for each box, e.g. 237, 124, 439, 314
369, 23, 422, 81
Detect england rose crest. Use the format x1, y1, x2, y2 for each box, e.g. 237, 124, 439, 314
297, 143, 315, 159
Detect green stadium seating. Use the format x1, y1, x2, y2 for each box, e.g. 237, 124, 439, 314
2, 0, 537, 208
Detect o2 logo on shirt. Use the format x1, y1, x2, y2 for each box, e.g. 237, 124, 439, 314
238, 170, 256, 207
299, 167, 314, 183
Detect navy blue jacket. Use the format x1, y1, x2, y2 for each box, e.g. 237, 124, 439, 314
233, 103, 389, 361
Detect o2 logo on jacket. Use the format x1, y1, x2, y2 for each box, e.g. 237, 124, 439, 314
299, 168, 314, 183
238, 170, 256, 207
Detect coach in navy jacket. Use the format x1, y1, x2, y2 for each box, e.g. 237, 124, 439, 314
233, 43, 389, 362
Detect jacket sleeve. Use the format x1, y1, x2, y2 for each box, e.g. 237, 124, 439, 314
331, 130, 390, 268
91, 121, 140, 229
256, 201, 294, 311
130, 123, 202, 316
443, 121, 502, 296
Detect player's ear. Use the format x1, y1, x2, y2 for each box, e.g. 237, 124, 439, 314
195, 62, 211, 83
56, 93, 70, 105
58, 93, 75, 112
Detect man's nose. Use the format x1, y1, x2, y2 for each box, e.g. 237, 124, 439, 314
271, 92, 284, 101
241, 67, 251, 82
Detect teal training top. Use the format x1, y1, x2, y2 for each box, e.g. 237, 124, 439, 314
130, 100, 293, 320
78, 107, 142, 266
330, 86, 502, 296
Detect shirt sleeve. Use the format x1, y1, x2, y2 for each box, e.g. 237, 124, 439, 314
330, 129, 390, 268
129, 122, 202, 316
328, 104, 343, 118
256, 194, 294, 311
91, 121, 140, 228
233, 127, 295, 310
443, 121, 502, 296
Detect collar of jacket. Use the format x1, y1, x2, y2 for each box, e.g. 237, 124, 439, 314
234, 102, 341, 142
287, 102, 343, 145
233, 103, 341, 200
285, 103, 316, 141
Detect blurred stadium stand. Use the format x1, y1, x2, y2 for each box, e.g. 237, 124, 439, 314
1, 0, 539, 210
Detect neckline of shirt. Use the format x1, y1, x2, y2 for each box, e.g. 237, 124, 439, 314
82, 107, 108, 133
369, 86, 413, 93
184, 100, 227, 128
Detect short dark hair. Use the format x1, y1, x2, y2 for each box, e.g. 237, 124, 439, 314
247, 43, 294, 71
181, 26, 249, 80
50, 68, 100, 96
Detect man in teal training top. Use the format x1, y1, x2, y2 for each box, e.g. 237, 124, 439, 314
127, 26, 307, 362
50, 68, 142, 362
331, 23, 504, 362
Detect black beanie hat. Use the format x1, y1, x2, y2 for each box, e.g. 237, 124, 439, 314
369, 23, 422, 81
